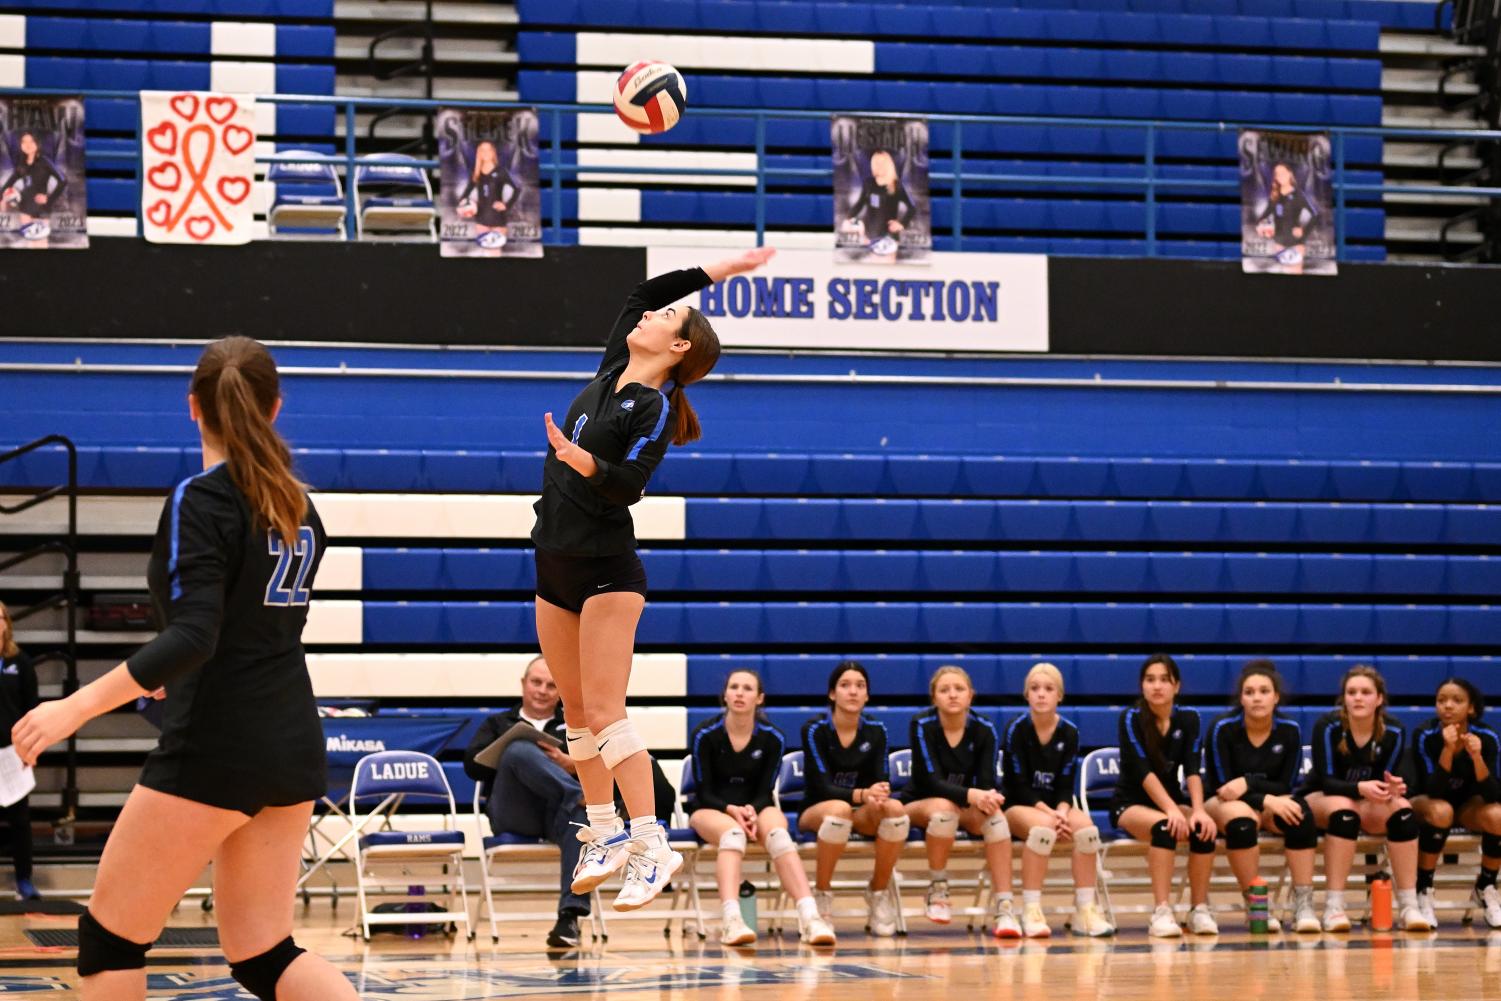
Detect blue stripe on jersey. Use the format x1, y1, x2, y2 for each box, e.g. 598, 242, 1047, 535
1417, 724, 1440, 774
570, 414, 588, 443
806, 718, 831, 776
1385, 725, 1405, 773
1124, 707, 1148, 759
625, 390, 669, 462
1322, 719, 1337, 777
1208, 714, 1238, 785
1474, 724, 1501, 775
756, 722, 785, 757
691, 717, 725, 787
1183, 707, 1203, 758
167, 464, 222, 602
915, 717, 938, 774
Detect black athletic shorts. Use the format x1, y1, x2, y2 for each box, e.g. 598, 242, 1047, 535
1110, 794, 1188, 830
534, 547, 648, 613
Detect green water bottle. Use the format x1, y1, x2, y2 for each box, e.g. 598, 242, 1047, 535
738, 880, 758, 930
1247, 877, 1270, 934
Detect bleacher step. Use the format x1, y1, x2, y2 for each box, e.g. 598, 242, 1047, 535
1379, 33, 1486, 56
334, 0, 517, 24
337, 36, 515, 64
1383, 142, 1481, 169
334, 75, 515, 100
1381, 67, 1480, 94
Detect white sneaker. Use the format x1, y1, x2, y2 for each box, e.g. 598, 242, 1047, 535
799, 912, 837, 946
1322, 902, 1351, 932
925, 880, 952, 925
720, 908, 757, 946
1072, 902, 1115, 937
865, 885, 899, 936
992, 898, 1022, 939
1188, 904, 1219, 935
1292, 890, 1320, 934
1401, 904, 1434, 932
1021, 902, 1051, 938
1475, 884, 1501, 929
570, 827, 629, 894
1149, 904, 1182, 938
813, 888, 835, 924
611, 839, 683, 911
1418, 888, 1439, 929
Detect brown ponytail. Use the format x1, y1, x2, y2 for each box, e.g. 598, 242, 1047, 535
667, 307, 721, 446
192, 337, 306, 545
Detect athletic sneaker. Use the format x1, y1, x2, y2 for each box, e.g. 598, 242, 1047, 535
1021, 902, 1051, 938
1475, 884, 1501, 929
865, 884, 899, 936
925, 880, 952, 924
1148, 904, 1182, 938
813, 888, 835, 924
570, 827, 630, 894
1322, 902, 1352, 932
13, 879, 40, 902
799, 912, 837, 946
1072, 902, 1115, 937
1291, 889, 1321, 934
1401, 904, 1433, 932
612, 839, 683, 911
1188, 904, 1219, 935
1418, 888, 1439, 930
992, 898, 1022, 939
720, 908, 757, 946
546, 910, 581, 949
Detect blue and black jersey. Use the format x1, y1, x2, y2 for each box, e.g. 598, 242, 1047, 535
689, 714, 785, 813
1002, 713, 1080, 810
904, 709, 998, 804
1303, 710, 1408, 799
1112, 705, 1202, 812
1200, 712, 1303, 811
1411, 717, 1501, 805
802, 715, 888, 806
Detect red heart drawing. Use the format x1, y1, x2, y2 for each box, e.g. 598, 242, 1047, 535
223, 125, 253, 155
147, 162, 181, 192
186, 216, 216, 241
217, 176, 251, 205
146, 121, 177, 156
170, 93, 199, 121
205, 96, 239, 125
146, 199, 172, 228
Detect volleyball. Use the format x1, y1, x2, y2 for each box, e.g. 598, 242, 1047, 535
613, 60, 687, 134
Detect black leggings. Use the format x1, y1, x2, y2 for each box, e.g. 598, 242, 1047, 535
1, 797, 32, 881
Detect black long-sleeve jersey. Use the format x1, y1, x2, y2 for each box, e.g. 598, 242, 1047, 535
2, 155, 66, 217
0, 649, 39, 747
1002, 713, 1080, 810
459, 166, 515, 227
1113, 705, 1202, 811
1411, 717, 1501, 804
129, 463, 327, 811
688, 715, 784, 812
1199, 712, 1303, 811
1256, 188, 1317, 246
531, 268, 709, 557
847, 177, 914, 234
904, 709, 998, 804
1302, 710, 1408, 800
802, 714, 888, 806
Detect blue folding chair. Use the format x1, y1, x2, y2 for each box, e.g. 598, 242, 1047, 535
267, 150, 345, 239
354, 152, 436, 242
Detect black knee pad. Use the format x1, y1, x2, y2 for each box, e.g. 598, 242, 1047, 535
1274, 807, 1318, 851
1386, 808, 1418, 843
1484, 833, 1501, 860
1327, 809, 1360, 841
1189, 833, 1217, 855
77, 909, 151, 977
1149, 819, 1177, 851
1225, 817, 1260, 851
1419, 823, 1451, 855
229, 936, 306, 1001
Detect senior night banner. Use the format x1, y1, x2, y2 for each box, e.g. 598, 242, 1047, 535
140, 91, 257, 245
1239, 129, 1336, 276
646, 247, 1047, 352
833, 115, 931, 265
438, 107, 542, 258
0, 96, 87, 250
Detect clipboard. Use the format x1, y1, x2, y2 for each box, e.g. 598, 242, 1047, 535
474, 721, 564, 770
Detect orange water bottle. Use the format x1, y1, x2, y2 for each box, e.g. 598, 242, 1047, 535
1369, 875, 1393, 932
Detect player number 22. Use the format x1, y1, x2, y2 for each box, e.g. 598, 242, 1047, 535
265, 527, 316, 607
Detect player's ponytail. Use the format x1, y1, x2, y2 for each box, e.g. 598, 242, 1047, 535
667, 307, 721, 446
192, 337, 306, 546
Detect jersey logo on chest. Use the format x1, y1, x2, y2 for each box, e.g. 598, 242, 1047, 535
620, 400, 635, 411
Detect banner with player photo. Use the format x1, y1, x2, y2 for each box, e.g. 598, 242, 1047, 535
437, 107, 542, 258
1239, 129, 1336, 276
0, 96, 87, 250
833, 115, 931, 265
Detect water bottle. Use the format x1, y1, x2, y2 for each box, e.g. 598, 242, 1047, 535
738, 880, 758, 931
406, 884, 426, 939
1369, 875, 1393, 932
1246, 877, 1269, 934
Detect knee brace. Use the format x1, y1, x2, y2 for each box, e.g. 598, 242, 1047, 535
229, 936, 306, 1001
1274, 808, 1318, 851
765, 827, 797, 860
1327, 809, 1361, 841
1026, 825, 1057, 857
565, 726, 598, 762
1189, 833, 1217, 855
1149, 819, 1177, 851
593, 718, 645, 771
77, 910, 151, 977
718, 828, 747, 855
982, 812, 1011, 845
877, 814, 911, 843
1484, 833, 1501, 861
817, 815, 852, 846
1225, 816, 1260, 851
1073, 825, 1101, 855
1386, 808, 1418, 843
925, 812, 959, 840
1419, 823, 1451, 855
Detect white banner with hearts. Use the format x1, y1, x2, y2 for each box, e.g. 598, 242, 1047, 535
139, 90, 256, 245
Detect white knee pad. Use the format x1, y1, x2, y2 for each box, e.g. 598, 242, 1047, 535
1073, 825, 1101, 856
565, 726, 598, 762
982, 812, 1011, 844
925, 812, 959, 839
765, 827, 797, 860
593, 718, 645, 770
718, 828, 747, 855
817, 816, 853, 846
1026, 825, 1057, 857
877, 815, 911, 843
